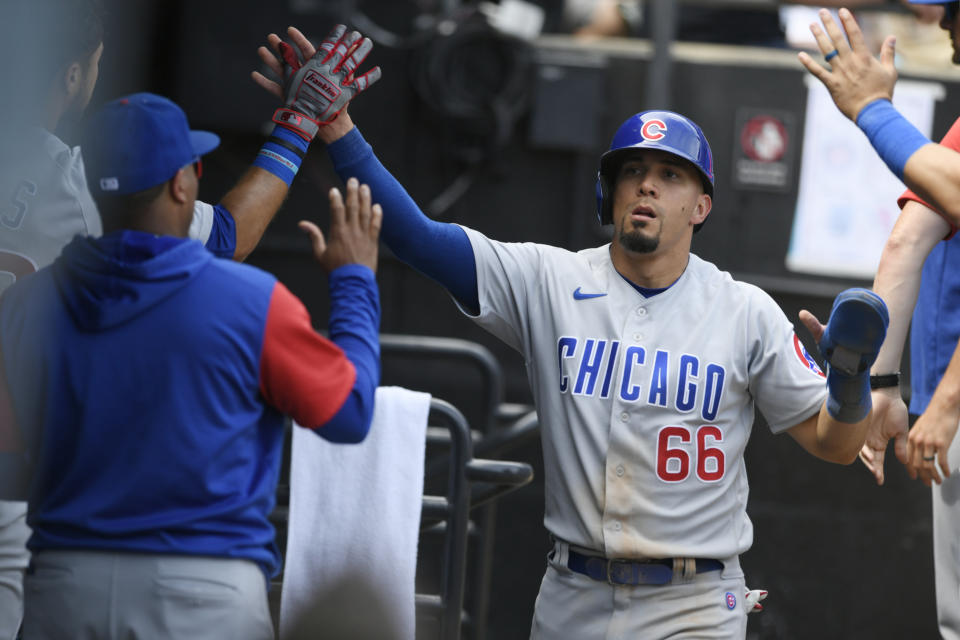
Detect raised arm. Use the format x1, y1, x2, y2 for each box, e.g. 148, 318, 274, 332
208, 25, 384, 262
253, 26, 480, 313
798, 8, 960, 225
259, 182, 382, 443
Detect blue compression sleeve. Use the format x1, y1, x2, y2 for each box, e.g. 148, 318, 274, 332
856, 99, 931, 181
205, 204, 237, 259
326, 127, 480, 313
319, 264, 381, 443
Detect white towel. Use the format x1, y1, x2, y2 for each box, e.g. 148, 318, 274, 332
279, 386, 431, 640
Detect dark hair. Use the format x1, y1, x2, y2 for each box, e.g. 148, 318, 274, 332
93, 183, 166, 233
0, 0, 106, 112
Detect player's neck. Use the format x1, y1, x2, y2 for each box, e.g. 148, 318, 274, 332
609, 244, 690, 289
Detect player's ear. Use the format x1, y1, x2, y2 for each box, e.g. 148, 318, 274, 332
691, 192, 711, 227
62, 61, 82, 99
168, 167, 192, 205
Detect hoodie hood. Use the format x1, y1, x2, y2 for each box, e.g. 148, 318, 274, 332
53, 231, 212, 331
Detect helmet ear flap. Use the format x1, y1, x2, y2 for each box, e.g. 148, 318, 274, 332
595, 172, 613, 225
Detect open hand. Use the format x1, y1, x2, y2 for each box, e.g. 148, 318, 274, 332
797, 8, 897, 122
300, 178, 382, 273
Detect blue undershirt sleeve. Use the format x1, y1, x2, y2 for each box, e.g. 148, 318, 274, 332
317, 264, 381, 443
326, 127, 480, 314
205, 204, 237, 259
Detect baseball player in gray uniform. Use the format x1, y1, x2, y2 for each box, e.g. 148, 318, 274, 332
257, 26, 890, 638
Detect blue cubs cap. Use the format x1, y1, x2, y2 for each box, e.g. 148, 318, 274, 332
82, 92, 220, 195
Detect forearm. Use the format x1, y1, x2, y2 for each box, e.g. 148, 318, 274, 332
324, 122, 480, 311
857, 100, 960, 226
903, 145, 960, 227
319, 264, 381, 443
814, 405, 871, 464
220, 167, 289, 262
871, 203, 946, 373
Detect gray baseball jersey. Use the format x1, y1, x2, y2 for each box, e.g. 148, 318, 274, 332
0, 126, 217, 293
458, 227, 828, 560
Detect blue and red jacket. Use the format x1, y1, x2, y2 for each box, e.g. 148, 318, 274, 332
0, 230, 379, 578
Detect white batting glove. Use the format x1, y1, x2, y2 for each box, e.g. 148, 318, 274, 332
745, 589, 768, 613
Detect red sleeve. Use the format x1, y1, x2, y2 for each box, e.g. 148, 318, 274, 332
259, 282, 356, 428
898, 116, 960, 239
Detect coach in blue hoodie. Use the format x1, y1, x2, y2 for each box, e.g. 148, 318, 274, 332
0, 93, 382, 638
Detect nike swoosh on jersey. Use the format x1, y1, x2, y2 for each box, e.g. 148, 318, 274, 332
573, 287, 607, 300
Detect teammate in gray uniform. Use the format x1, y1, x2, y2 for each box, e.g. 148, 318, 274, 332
0, 3, 369, 635
257, 27, 889, 639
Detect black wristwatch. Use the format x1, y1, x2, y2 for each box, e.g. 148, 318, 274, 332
869, 372, 901, 389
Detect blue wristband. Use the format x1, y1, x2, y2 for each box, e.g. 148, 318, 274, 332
856, 99, 930, 181
253, 125, 310, 186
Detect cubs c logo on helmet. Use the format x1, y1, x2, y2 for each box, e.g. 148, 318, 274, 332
640, 119, 667, 141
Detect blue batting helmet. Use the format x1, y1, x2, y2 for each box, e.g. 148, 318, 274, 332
595, 110, 714, 228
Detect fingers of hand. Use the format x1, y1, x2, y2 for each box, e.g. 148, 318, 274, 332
328, 187, 346, 226
330, 30, 362, 71
285, 26, 318, 60
837, 7, 867, 53
353, 66, 382, 93
340, 37, 373, 77
250, 71, 282, 99
258, 43, 284, 79
879, 35, 897, 68
797, 309, 824, 342
817, 8, 852, 57
344, 178, 360, 222
298, 220, 326, 258
370, 204, 383, 238
279, 41, 302, 71
318, 24, 347, 58
358, 183, 372, 228
796, 51, 829, 84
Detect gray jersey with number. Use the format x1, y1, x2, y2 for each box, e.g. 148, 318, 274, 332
458, 227, 827, 560
0, 127, 216, 293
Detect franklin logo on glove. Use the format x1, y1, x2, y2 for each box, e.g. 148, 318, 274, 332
303, 71, 340, 103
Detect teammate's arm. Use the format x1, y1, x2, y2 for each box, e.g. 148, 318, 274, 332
798, 8, 960, 225
260, 183, 382, 443
218, 167, 289, 262
858, 202, 949, 483
205, 25, 385, 263
252, 28, 480, 313
905, 342, 960, 486
321, 113, 480, 313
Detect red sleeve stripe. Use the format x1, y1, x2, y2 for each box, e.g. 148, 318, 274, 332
259, 283, 356, 428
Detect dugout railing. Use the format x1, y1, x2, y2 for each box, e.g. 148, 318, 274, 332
270, 334, 541, 639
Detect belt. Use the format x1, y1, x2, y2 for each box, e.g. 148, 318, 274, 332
566, 549, 723, 586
